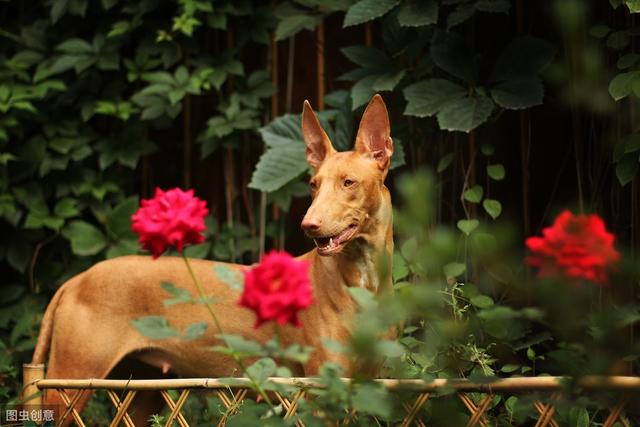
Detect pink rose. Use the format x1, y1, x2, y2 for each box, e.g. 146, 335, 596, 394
239, 251, 313, 327
131, 188, 208, 258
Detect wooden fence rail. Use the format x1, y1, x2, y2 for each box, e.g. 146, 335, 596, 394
22, 365, 640, 426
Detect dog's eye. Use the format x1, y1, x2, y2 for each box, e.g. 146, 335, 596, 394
309, 181, 318, 190
343, 179, 355, 187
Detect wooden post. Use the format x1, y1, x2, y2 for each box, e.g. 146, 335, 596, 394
316, 22, 325, 111
22, 363, 44, 408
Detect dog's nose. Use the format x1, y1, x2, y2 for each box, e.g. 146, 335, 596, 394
301, 217, 321, 233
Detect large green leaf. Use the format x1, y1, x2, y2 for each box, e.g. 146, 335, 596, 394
343, 0, 400, 27
626, 0, 640, 12
107, 196, 139, 239
491, 77, 544, 109
257, 114, 303, 147
608, 71, 640, 101
616, 153, 639, 186
430, 29, 476, 82
341, 45, 389, 69
245, 357, 277, 387
249, 144, 307, 192
403, 78, 466, 117
436, 95, 494, 132
274, 3, 322, 41
492, 36, 556, 81
352, 384, 392, 418
351, 75, 377, 110
61, 220, 107, 256
397, 0, 438, 27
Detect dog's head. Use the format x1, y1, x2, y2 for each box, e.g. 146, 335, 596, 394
301, 94, 393, 256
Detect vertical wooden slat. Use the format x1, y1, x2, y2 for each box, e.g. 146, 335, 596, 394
316, 22, 325, 111
183, 95, 192, 189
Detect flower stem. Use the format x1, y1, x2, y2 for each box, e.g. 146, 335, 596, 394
180, 253, 276, 410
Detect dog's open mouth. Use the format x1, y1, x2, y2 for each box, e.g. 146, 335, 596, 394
313, 224, 358, 255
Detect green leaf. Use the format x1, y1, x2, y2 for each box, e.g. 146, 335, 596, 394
526, 347, 536, 360
61, 220, 107, 256
352, 384, 391, 418
487, 164, 505, 180
183, 322, 207, 341
501, 364, 521, 373
216, 334, 264, 356
274, 3, 322, 41
616, 154, 639, 186
470, 295, 494, 308
397, 0, 438, 27
249, 144, 307, 192
57, 38, 93, 54
51, 0, 69, 23
107, 196, 139, 238
246, 357, 277, 386
447, 3, 475, 29
341, 45, 389, 69
482, 199, 502, 219
343, 0, 400, 27
481, 144, 495, 156
607, 31, 630, 50
589, 24, 611, 38
491, 77, 544, 109
351, 75, 377, 110
377, 340, 405, 357
568, 407, 590, 427
373, 70, 406, 91
431, 29, 476, 81
131, 316, 178, 339
443, 262, 466, 278
463, 185, 483, 203
392, 252, 409, 281
161, 282, 193, 307
492, 36, 556, 81
437, 95, 494, 133
257, 114, 303, 148
348, 287, 377, 310
609, 71, 640, 101
53, 197, 79, 218
626, 0, 640, 12
213, 264, 244, 291
403, 79, 466, 117
617, 53, 640, 69
437, 152, 455, 172
457, 219, 479, 236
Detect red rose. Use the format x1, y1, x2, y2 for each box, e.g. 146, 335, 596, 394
239, 251, 313, 327
131, 188, 208, 258
525, 210, 620, 284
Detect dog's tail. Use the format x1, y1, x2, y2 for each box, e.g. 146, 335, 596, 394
31, 277, 76, 364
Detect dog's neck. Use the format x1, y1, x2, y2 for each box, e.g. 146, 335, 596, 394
312, 191, 393, 295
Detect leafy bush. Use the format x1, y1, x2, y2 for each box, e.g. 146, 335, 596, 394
1, 0, 639, 424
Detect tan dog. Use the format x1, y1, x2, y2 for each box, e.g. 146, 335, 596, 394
31, 94, 394, 424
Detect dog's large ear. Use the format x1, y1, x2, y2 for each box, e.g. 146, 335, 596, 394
354, 94, 393, 175
302, 100, 335, 169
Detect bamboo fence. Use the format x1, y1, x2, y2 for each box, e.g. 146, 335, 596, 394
22, 363, 639, 427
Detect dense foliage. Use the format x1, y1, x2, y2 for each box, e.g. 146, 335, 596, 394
1, 0, 640, 425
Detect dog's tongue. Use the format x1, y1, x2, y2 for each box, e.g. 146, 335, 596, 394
314, 226, 354, 249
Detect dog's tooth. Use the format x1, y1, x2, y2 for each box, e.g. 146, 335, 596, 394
329, 237, 333, 246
